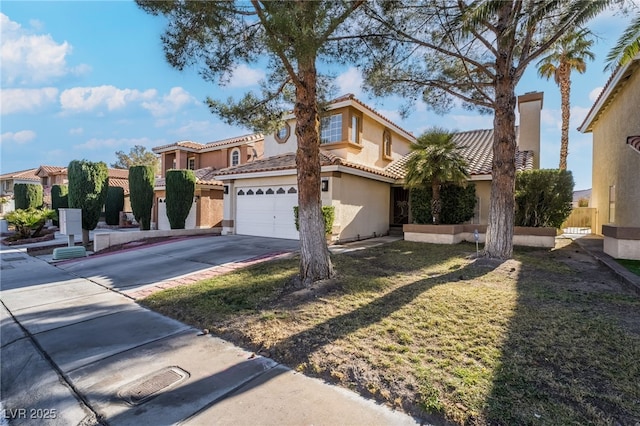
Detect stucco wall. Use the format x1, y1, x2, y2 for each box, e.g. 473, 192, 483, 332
591, 67, 640, 233
331, 173, 390, 241
473, 180, 492, 226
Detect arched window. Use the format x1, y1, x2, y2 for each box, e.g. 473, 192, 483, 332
231, 149, 240, 166
383, 129, 392, 157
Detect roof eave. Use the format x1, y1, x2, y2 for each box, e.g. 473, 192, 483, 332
579, 53, 640, 133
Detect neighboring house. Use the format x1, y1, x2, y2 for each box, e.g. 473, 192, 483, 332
0, 168, 40, 214
151, 134, 265, 230
215, 93, 543, 242
35, 165, 131, 210
579, 53, 640, 260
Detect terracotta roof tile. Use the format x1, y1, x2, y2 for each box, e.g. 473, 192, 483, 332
155, 167, 223, 188
0, 168, 40, 181
109, 178, 130, 195
152, 133, 264, 153
215, 150, 396, 179
108, 168, 129, 179
386, 128, 535, 179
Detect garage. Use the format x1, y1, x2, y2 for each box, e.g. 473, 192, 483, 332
235, 186, 300, 240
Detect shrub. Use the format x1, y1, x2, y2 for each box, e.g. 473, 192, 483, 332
51, 185, 68, 226
14, 183, 43, 210
165, 170, 196, 229
68, 160, 109, 245
515, 169, 573, 228
577, 197, 589, 207
410, 183, 476, 224
129, 165, 155, 230
5, 208, 56, 238
294, 206, 335, 235
105, 186, 125, 226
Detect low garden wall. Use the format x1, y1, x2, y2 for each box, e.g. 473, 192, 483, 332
403, 224, 557, 248
93, 227, 221, 252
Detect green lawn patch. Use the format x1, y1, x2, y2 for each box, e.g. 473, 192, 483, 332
616, 258, 640, 276
142, 240, 640, 425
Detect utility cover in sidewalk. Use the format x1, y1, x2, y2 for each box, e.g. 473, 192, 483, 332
117, 366, 189, 405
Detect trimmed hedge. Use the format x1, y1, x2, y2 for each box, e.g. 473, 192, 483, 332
51, 185, 68, 226
166, 169, 195, 229
410, 183, 476, 225
67, 160, 109, 232
14, 183, 43, 210
294, 206, 335, 235
515, 169, 573, 228
129, 165, 155, 230
105, 186, 125, 226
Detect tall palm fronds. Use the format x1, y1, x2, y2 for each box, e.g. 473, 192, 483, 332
404, 128, 469, 225
537, 29, 595, 170
606, 13, 640, 71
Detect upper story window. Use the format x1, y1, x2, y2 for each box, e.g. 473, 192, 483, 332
383, 129, 392, 158
351, 114, 361, 144
41, 177, 49, 187
321, 113, 342, 144
231, 149, 240, 167
187, 157, 195, 170
275, 123, 291, 143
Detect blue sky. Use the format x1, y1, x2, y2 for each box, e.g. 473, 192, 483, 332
0, 1, 635, 191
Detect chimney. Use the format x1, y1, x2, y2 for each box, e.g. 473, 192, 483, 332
517, 91, 543, 169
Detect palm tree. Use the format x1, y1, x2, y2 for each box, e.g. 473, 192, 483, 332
606, 13, 640, 71
404, 128, 469, 225
537, 29, 595, 171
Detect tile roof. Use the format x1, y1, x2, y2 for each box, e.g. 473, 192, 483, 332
386, 128, 535, 179
0, 168, 40, 182
215, 151, 398, 179
327, 94, 416, 140
109, 178, 130, 195
108, 168, 129, 179
152, 134, 264, 153
36, 165, 66, 175
154, 167, 223, 188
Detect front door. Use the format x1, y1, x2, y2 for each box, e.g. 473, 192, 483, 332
391, 187, 410, 226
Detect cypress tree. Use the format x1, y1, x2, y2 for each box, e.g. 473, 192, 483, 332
14, 183, 43, 210
105, 186, 125, 226
67, 160, 109, 246
165, 170, 195, 229
51, 184, 69, 226
129, 165, 155, 230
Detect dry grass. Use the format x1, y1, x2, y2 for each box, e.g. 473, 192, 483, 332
142, 240, 640, 425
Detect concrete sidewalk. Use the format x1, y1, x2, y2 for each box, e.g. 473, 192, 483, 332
1, 244, 420, 425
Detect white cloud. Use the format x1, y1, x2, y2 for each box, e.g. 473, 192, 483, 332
0, 87, 58, 114
141, 87, 198, 117
589, 87, 603, 102
170, 120, 242, 142
335, 67, 363, 97
69, 127, 83, 135
0, 130, 36, 145
0, 13, 87, 85
541, 108, 561, 129
227, 64, 265, 88
60, 85, 156, 113
75, 136, 158, 150
570, 106, 591, 128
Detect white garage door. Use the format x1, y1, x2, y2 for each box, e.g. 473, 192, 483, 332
236, 186, 299, 240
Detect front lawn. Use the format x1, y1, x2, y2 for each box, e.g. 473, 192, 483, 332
142, 240, 640, 425
616, 258, 640, 277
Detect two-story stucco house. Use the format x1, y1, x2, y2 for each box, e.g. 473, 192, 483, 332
579, 53, 640, 260
0, 168, 40, 214
152, 133, 264, 230
215, 93, 543, 242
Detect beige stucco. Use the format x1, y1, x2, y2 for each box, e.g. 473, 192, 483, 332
589, 64, 640, 235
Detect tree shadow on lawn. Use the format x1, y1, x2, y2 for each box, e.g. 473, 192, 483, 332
484, 240, 640, 425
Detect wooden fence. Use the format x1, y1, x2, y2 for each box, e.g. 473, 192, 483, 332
561, 207, 597, 234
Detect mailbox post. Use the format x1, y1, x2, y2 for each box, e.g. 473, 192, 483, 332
59, 208, 82, 247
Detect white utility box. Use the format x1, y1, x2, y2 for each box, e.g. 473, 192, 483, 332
59, 208, 82, 235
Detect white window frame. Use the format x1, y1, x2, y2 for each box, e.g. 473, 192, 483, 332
187, 157, 195, 170
231, 149, 240, 167
321, 113, 342, 144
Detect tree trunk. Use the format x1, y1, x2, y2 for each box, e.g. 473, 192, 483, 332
294, 59, 333, 286
431, 181, 441, 224
559, 65, 571, 170
484, 4, 517, 259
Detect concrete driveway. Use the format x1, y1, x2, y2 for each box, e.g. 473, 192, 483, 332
0, 236, 419, 426
54, 235, 299, 293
